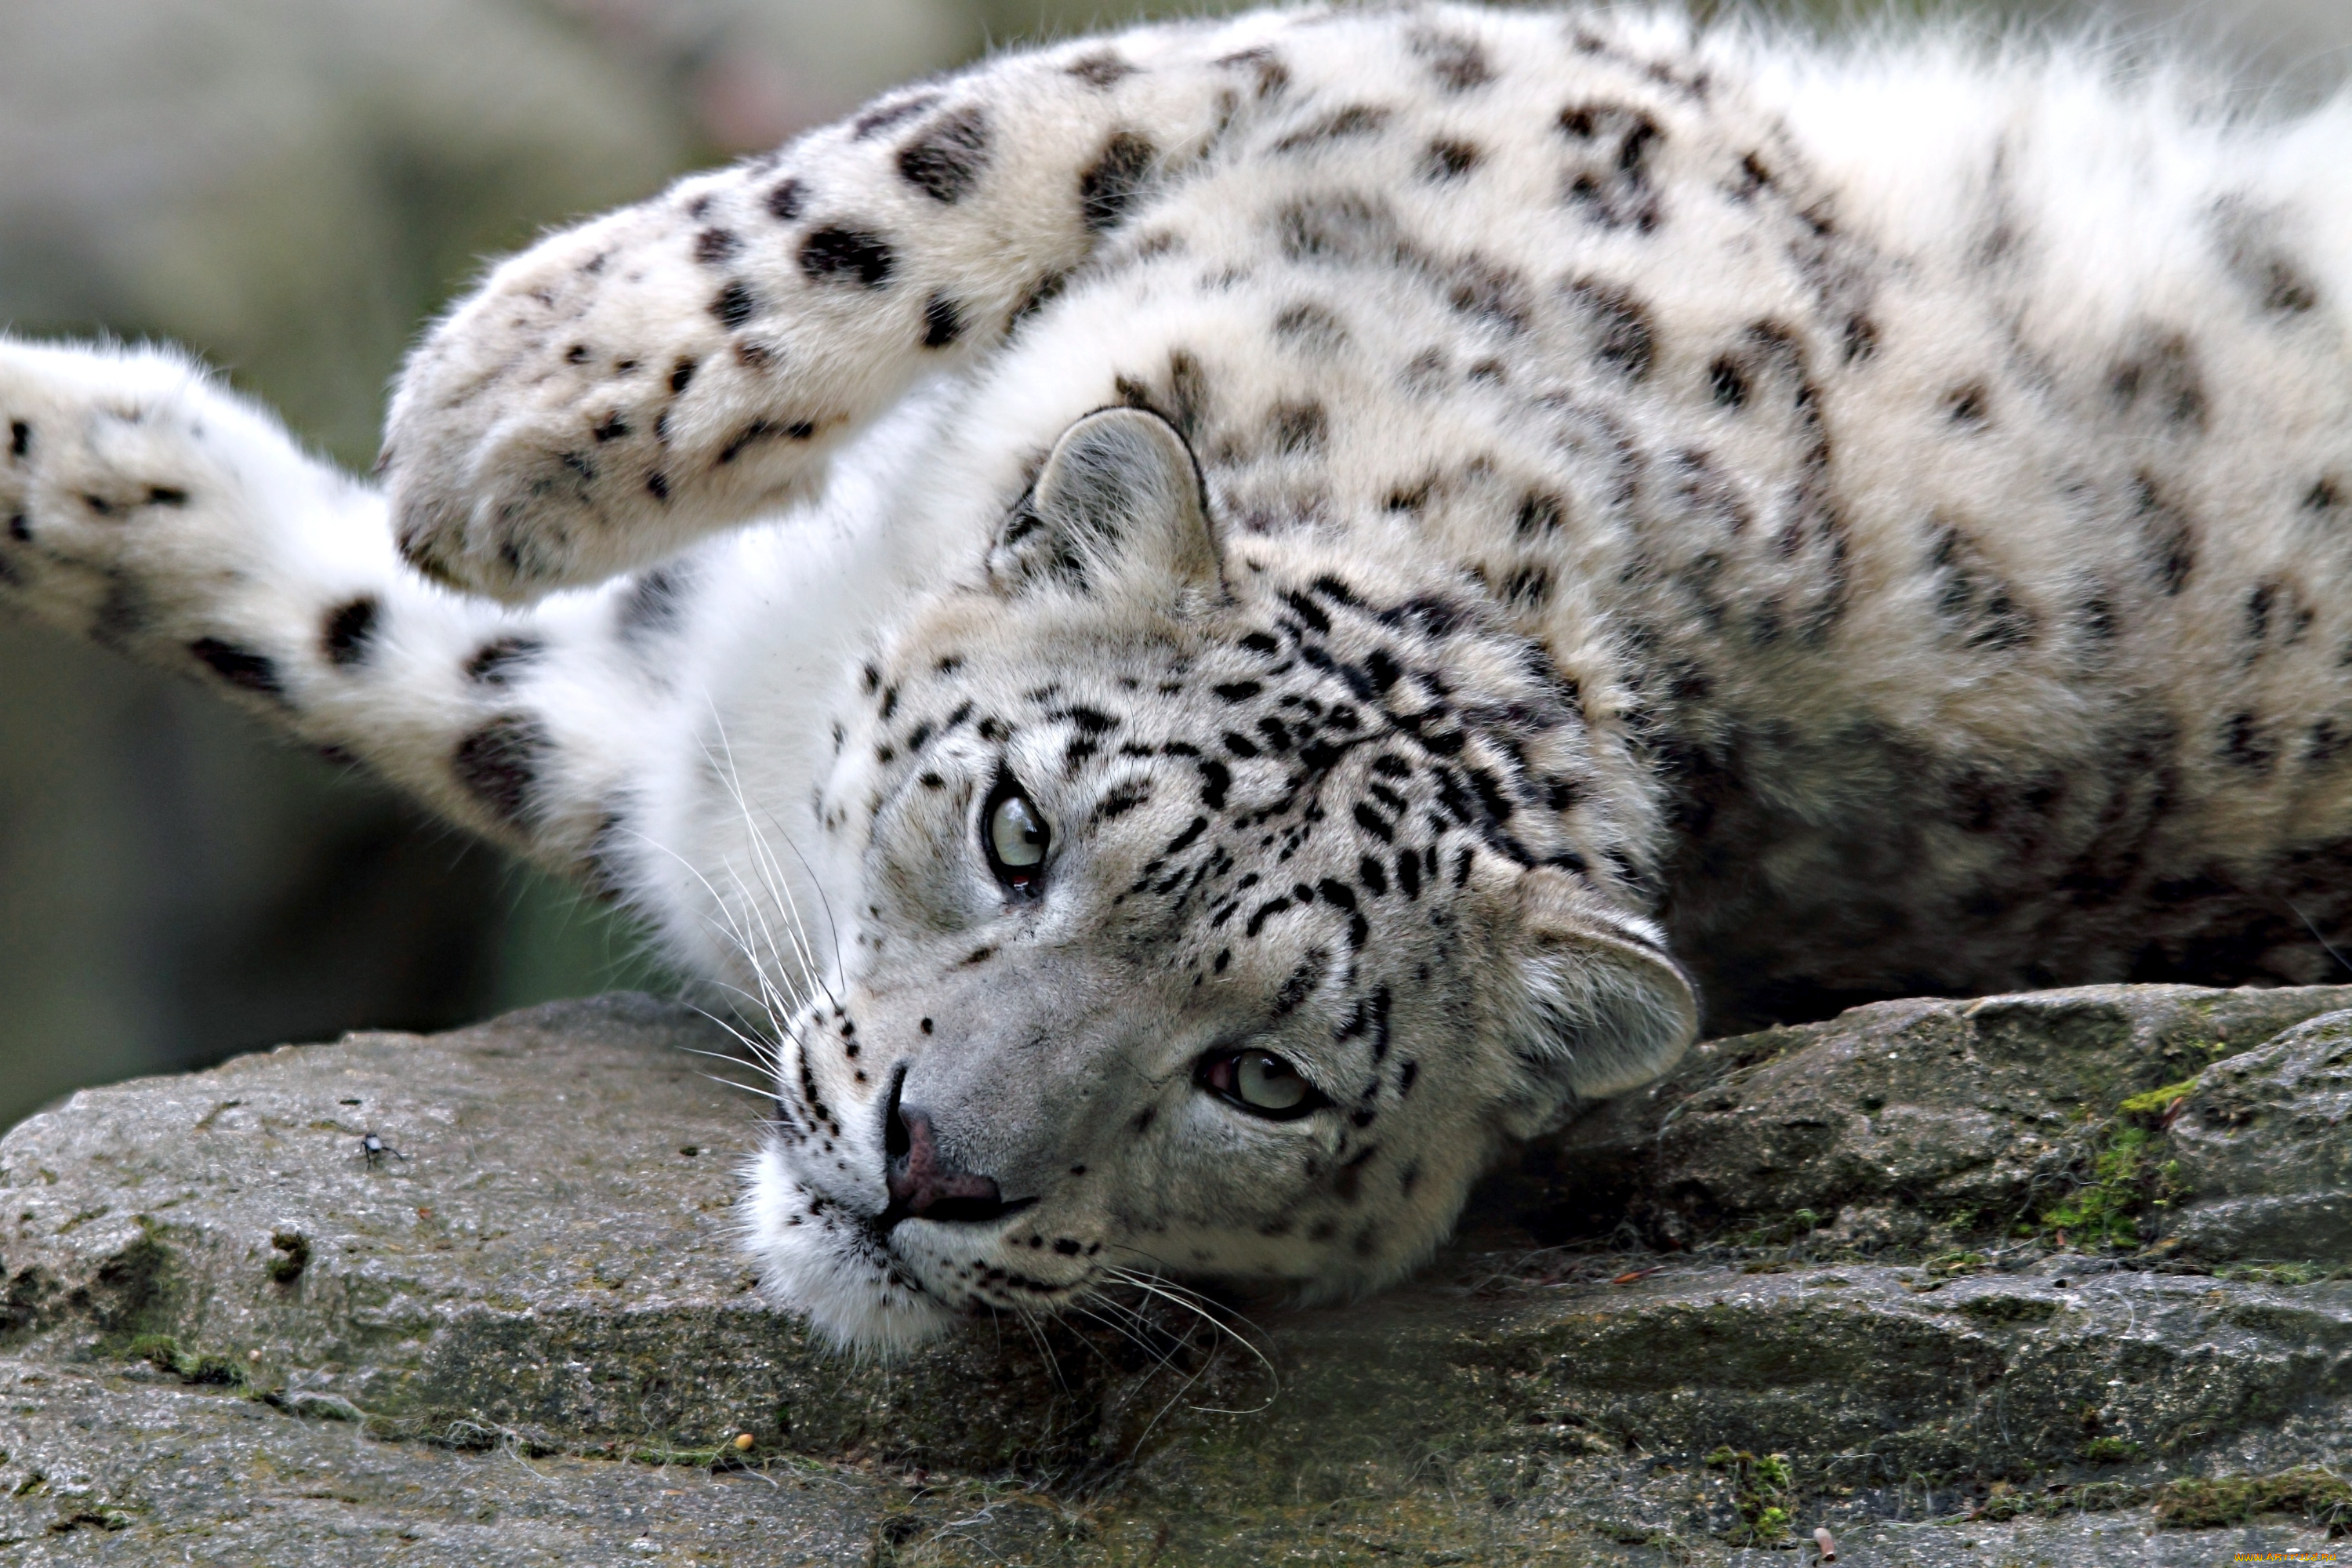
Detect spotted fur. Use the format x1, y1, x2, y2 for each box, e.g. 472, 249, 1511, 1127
5, 5, 2351, 1352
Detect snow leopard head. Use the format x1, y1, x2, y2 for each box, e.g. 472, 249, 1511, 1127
747, 407, 1695, 1352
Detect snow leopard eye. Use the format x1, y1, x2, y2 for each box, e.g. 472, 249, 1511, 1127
984, 782, 1049, 893
1200, 1049, 1326, 1120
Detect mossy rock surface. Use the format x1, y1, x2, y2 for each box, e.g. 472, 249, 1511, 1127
3, 987, 2349, 1563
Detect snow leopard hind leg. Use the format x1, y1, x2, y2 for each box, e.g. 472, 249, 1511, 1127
379, 9, 1323, 601
0, 336, 665, 886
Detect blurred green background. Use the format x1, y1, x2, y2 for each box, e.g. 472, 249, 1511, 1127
2, 0, 2344, 1131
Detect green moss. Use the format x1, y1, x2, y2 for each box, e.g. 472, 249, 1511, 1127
2035, 1122, 2190, 1250
2117, 1078, 2200, 1118
627, 1443, 733, 1467
2153, 1468, 2352, 1534
125, 1333, 243, 1388
264, 1229, 310, 1284
2216, 1261, 2335, 1286
1976, 1481, 2147, 1522
2078, 1436, 2143, 1464
1704, 1446, 1794, 1545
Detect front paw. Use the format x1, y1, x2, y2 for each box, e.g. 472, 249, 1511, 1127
0, 336, 331, 682
0, 340, 223, 640
383, 178, 856, 604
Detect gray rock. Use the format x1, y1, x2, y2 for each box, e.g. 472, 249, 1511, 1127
1539, 983, 2352, 1256
0, 1355, 895, 1566
2167, 1010, 2352, 1263
4, 991, 2350, 1564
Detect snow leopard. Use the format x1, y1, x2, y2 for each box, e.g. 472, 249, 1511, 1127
2, 3, 2348, 1352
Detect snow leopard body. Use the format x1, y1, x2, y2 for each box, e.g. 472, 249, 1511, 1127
3, 5, 2349, 1349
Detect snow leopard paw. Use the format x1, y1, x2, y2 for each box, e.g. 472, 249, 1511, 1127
381, 174, 877, 605
0, 341, 237, 641
0, 338, 354, 685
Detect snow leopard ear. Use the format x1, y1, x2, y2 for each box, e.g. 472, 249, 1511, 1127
989, 408, 1221, 602
1486, 865, 1698, 1138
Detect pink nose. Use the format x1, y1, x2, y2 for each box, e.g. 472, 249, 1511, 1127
882, 1105, 1010, 1227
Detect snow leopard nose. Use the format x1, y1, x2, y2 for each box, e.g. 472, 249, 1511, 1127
880, 1068, 1024, 1229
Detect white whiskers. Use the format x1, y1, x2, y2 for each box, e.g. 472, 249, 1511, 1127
1102, 1261, 1280, 1419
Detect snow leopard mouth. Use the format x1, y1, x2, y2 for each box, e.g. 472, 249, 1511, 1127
747, 1123, 1101, 1352
873, 1062, 1043, 1232
743, 1142, 962, 1351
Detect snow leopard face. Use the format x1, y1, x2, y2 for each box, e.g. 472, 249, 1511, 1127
748, 408, 1694, 1351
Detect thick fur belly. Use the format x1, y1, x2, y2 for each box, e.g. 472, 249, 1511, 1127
1635, 296, 2352, 1025
1635, 314, 2352, 1025
1656, 709, 2352, 1031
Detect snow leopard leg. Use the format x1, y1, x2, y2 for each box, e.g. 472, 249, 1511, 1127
0, 336, 655, 884
381, 11, 1310, 601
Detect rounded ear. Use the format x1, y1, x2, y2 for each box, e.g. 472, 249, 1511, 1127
988, 407, 1221, 601
1486, 865, 1698, 1136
